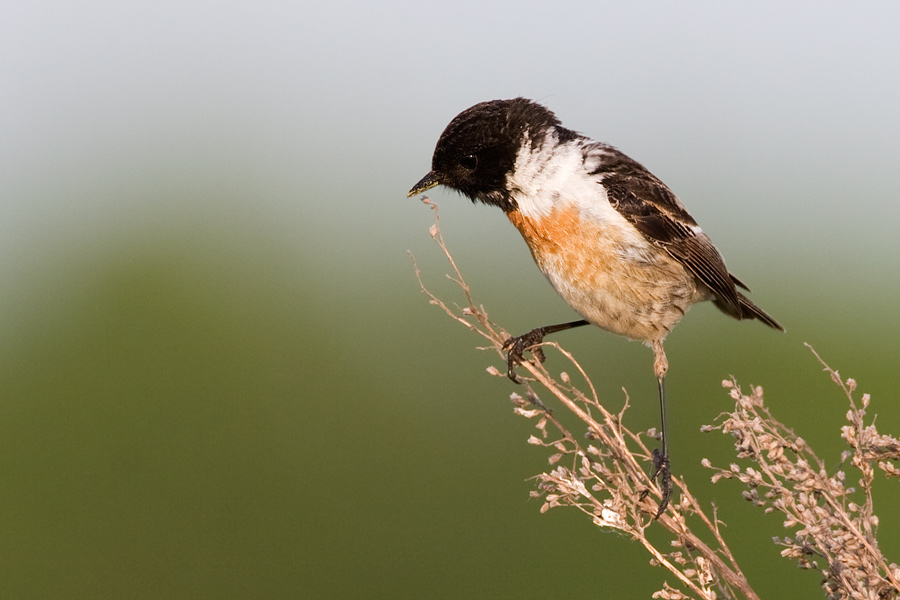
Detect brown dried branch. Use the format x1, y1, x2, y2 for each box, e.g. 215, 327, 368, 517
702, 348, 900, 599
411, 198, 759, 600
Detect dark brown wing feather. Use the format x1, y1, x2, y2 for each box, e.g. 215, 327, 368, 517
582, 144, 784, 330
596, 151, 783, 331
737, 292, 784, 331
600, 167, 744, 319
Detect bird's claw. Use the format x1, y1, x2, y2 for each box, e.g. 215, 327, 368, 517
502, 329, 547, 383
650, 448, 672, 518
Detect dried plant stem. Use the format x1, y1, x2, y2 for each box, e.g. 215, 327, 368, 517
411, 198, 759, 600
704, 353, 900, 599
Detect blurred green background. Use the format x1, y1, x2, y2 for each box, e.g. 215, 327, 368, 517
2, 1, 899, 598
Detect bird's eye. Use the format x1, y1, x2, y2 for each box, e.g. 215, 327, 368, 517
459, 154, 478, 170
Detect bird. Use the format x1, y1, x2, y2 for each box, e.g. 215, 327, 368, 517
407, 97, 783, 517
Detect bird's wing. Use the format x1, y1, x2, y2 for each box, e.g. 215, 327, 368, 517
594, 149, 743, 318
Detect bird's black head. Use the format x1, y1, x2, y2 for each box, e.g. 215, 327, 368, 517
407, 98, 568, 212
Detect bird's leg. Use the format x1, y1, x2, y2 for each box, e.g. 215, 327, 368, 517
502, 319, 589, 383
649, 340, 672, 518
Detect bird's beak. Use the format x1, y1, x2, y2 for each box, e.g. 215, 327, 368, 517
407, 171, 440, 198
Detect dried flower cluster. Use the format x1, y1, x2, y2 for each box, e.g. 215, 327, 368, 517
702, 351, 900, 599
411, 198, 897, 600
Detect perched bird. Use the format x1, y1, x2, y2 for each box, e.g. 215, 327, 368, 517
408, 98, 783, 516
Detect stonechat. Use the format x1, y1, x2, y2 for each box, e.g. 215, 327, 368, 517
408, 98, 783, 516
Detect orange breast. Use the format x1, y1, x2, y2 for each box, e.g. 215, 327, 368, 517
507, 204, 621, 289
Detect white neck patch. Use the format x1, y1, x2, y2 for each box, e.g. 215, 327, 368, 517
506, 130, 594, 220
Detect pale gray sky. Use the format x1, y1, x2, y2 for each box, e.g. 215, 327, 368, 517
3, 1, 899, 294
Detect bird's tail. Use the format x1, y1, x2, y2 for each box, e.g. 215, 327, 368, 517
736, 292, 784, 332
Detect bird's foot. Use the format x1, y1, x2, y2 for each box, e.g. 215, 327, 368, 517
650, 449, 672, 519
501, 328, 549, 383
